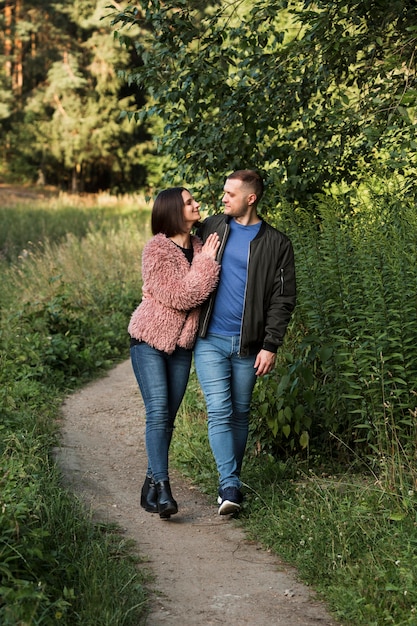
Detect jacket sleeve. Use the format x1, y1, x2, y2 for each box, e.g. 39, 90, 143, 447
263, 236, 297, 352
142, 237, 220, 312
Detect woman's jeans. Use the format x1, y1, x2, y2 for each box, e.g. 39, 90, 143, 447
194, 334, 257, 490
130, 342, 192, 483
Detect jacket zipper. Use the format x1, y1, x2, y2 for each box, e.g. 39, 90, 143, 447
238, 241, 252, 356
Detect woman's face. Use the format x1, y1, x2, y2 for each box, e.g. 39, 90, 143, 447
182, 189, 201, 228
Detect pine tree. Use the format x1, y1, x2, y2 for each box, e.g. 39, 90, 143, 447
0, 0, 150, 191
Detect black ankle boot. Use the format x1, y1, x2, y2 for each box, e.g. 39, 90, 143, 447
156, 480, 178, 519
140, 475, 158, 513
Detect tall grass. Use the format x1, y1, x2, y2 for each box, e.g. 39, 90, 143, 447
252, 186, 417, 493
0, 190, 146, 262
171, 182, 417, 625
1, 198, 151, 624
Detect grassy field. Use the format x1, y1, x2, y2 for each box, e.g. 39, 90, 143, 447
1, 187, 417, 625
1, 190, 151, 625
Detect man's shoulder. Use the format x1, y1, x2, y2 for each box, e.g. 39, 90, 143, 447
259, 219, 292, 244
204, 213, 227, 226
199, 213, 228, 234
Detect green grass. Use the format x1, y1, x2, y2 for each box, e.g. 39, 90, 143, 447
0, 196, 151, 624
172, 374, 417, 625
0, 397, 150, 625
2, 186, 417, 625
0, 190, 147, 262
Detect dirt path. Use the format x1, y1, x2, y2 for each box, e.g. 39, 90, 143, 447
56, 360, 340, 626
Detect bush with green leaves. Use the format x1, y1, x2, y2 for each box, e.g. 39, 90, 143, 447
111, 0, 417, 205
251, 182, 417, 490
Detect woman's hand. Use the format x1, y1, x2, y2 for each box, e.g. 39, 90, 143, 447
202, 233, 220, 259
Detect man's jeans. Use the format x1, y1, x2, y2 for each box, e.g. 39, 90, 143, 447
194, 333, 257, 490
130, 342, 192, 483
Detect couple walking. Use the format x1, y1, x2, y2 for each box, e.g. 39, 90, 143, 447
128, 170, 296, 519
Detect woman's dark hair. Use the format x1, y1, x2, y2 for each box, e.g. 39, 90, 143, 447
151, 187, 188, 236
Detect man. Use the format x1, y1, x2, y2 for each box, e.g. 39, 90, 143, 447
194, 170, 296, 515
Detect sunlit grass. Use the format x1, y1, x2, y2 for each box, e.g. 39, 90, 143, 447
1, 195, 152, 625
0, 190, 150, 262
173, 371, 417, 626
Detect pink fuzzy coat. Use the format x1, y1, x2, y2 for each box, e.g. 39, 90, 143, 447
128, 233, 220, 354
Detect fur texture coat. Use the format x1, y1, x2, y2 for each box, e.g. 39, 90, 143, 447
128, 233, 220, 354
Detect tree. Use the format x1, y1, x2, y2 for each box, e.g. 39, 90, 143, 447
0, 0, 151, 191
111, 0, 417, 207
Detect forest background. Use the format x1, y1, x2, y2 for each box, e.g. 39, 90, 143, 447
1, 0, 417, 624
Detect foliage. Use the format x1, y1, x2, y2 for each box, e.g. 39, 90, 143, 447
0, 191, 143, 262
173, 398, 417, 625
111, 0, 417, 206
0, 1, 152, 191
0, 198, 151, 623
1, 209, 150, 384
0, 427, 147, 625
250, 183, 417, 476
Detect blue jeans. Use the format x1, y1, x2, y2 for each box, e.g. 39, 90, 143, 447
130, 342, 192, 483
194, 334, 257, 490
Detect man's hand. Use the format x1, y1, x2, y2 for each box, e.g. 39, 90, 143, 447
254, 349, 276, 377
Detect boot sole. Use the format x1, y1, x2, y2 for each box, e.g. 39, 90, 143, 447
140, 496, 158, 514
158, 503, 178, 519
141, 503, 158, 513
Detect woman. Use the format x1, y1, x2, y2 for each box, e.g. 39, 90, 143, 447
128, 187, 220, 519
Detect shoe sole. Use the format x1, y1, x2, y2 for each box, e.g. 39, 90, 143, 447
218, 499, 241, 515
158, 504, 178, 519
141, 503, 158, 513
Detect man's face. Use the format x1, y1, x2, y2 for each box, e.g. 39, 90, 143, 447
222, 178, 254, 219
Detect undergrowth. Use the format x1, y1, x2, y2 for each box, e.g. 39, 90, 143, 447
0, 198, 151, 624
253, 184, 417, 490
0, 190, 145, 262
2, 184, 417, 624
173, 375, 417, 625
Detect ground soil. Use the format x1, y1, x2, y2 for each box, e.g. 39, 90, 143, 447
0, 183, 60, 202
56, 359, 341, 626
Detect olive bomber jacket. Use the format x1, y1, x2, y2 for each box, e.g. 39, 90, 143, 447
196, 215, 296, 356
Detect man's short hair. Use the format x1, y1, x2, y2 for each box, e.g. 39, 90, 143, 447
227, 170, 264, 203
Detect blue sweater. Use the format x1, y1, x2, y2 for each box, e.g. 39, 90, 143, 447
208, 219, 261, 335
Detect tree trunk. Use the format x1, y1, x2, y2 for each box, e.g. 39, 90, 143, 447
71, 167, 78, 193
13, 0, 23, 95
2, 0, 24, 96
3, 1, 13, 77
